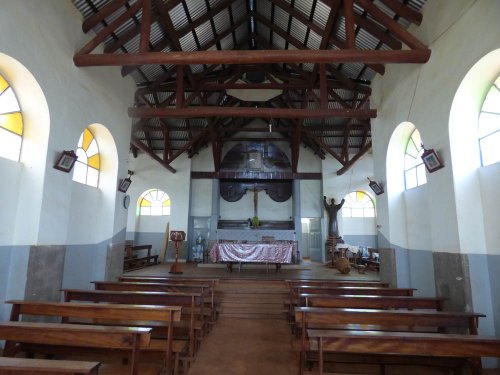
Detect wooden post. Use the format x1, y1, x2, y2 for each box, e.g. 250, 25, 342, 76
160, 222, 170, 264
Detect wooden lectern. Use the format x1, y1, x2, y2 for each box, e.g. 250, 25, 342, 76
169, 230, 185, 274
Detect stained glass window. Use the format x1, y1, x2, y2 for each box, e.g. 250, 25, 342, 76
404, 128, 427, 190
73, 128, 100, 187
478, 76, 500, 167
342, 191, 375, 218
0, 73, 23, 161
140, 189, 171, 216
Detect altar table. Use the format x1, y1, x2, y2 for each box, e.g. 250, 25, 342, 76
210, 242, 296, 272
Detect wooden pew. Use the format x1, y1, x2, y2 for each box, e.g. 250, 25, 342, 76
299, 293, 445, 311
307, 330, 500, 375
62, 289, 203, 360
0, 357, 100, 375
124, 245, 158, 271
286, 279, 389, 291
6, 300, 185, 375
296, 286, 415, 296
0, 322, 150, 375
287, 285, 414, 323
294, 307, 486, 375
92, 280, 214, 330
118, 276, 219, 322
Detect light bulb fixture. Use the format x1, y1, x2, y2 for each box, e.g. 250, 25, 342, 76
269, 122, 272, 132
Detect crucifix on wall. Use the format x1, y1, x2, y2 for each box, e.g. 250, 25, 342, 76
249, 186, 262, 228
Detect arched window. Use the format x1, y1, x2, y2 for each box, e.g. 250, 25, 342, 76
0, 73, 23, 161
139, 189, 171, 216
73, 128, 100, 187
404, 128, 426, 190
342, 191, 375, 218
478, 76, 500, 167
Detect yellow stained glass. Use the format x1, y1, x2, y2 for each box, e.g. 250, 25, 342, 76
87, 153, 100, 169
163, 199, 171, 207
141, 199, 152, 207
82, 128, 93, 151
356, 191, 364, 202
0, 75, 9, 94
0, 112, 23, 135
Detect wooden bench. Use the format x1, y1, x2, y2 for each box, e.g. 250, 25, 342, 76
62, 289, 203, 360
287, 285, 414, 323
92, 281, 214, 330
6, 300, 185, 375
294, 307, 486, 375
307, 330, 500, 375
0, 357, 100, 375
299, 293, 445, 311
118, 276, 219, 322
124, 245, 158, 271
0, 322, 150, 375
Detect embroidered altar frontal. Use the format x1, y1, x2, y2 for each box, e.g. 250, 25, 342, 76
210, 243, 295, 263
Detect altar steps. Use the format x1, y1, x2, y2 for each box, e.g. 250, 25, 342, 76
215, 279, 288, 320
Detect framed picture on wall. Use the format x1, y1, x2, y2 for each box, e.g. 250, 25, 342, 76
421, 148, 444, 173
54, 150, 78, 173
118, 177, 132, 193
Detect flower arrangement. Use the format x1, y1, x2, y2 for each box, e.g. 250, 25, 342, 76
251, 216, 260, 228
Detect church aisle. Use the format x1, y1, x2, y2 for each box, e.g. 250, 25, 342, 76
187, 317, 297, 375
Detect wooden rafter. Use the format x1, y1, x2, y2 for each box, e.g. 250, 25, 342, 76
72, 0, 430, 175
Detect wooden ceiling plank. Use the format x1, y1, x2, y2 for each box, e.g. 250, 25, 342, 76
78, 0, 145, 55
128, 106, 377, 119
354, 0, 427, 50
74, 48, 430, 66
130, 135, 176, 173
82, 0, 130, 33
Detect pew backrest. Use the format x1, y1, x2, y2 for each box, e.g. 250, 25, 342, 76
0, 357, 101, 375
299, 293, 445, 311
0, 321, 150, 375
62, 289, 202, 357
7, 300, 182, 375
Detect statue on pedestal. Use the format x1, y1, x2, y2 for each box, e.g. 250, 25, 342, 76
323, 196, 345, 238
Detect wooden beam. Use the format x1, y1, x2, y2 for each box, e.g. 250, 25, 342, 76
130, 136, 176, 173
78, 0, 145, 55
128, 106, 377, 119
354, 0, 427, 50
378, 0, 422, 25
336, 140, 372, 175
139, 0, 152, 52
74, 48, 431, 66
82, 0, 130, 33
343, 0, 356, 49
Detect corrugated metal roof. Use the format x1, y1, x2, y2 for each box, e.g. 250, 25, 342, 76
70, 0, 428, 168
